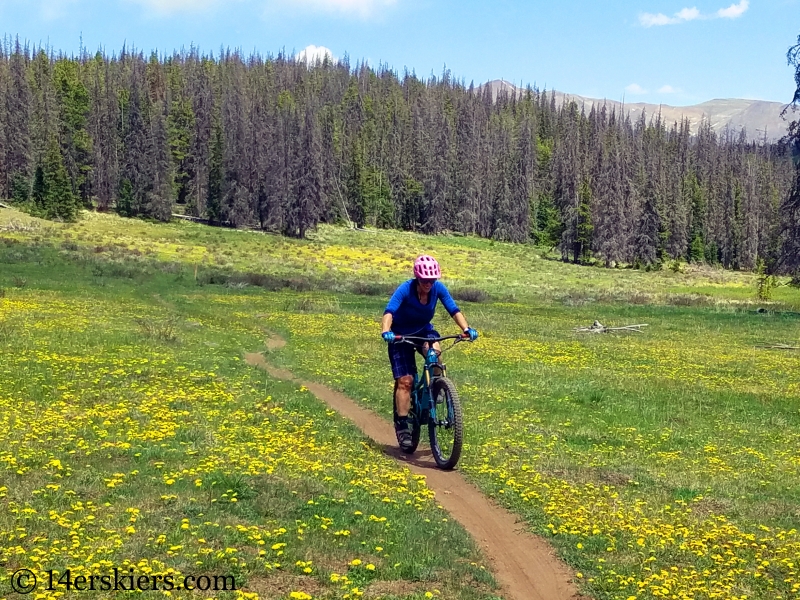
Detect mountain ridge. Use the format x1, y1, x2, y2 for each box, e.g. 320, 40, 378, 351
481, 79, 795, 142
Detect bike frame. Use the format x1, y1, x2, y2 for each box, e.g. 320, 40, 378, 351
395, 334, 466, 426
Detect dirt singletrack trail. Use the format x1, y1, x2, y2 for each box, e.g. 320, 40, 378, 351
245, 339, 581, 600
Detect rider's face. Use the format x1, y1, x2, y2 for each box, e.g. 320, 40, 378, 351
418, 278, 435, 289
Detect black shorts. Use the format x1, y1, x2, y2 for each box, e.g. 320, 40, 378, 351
388, 330, 440, 379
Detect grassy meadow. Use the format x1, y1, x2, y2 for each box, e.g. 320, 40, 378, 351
2, 207, 800, 600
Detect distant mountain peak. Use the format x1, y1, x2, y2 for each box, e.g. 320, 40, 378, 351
478, 80, 792, 142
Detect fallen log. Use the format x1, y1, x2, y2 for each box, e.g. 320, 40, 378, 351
755, 344, 800, 350
574, 320, 649, 333
171, 213, 208, 222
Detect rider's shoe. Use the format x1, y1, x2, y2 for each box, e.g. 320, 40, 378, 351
395, 418, 414, 453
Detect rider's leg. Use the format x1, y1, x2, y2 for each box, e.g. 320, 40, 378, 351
394, 375, 415, 451
395, 375, 414, 417
389, 337, 417, 419
389, 340, 416, 450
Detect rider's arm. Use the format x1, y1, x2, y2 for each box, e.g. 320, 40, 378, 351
436, 281, 461, 317
381, 312, 393, 334
436, 282, 471, 332
453, 311, 469, 331
384, 281, 410, 316
383, 281, 410, 333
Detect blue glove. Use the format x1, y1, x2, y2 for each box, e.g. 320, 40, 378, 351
382, 331, 396, 343
464, 327, 478, 341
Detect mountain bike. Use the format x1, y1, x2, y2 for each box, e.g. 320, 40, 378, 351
390, 333, 469, 470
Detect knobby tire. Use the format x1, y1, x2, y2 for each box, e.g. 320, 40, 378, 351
428, 377, 463, 470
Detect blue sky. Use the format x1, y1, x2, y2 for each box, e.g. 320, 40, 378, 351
0, 0, 797, 106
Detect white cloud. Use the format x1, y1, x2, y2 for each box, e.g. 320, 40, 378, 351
639, 6, 699, 26
639, 0, 747, 26
639, 12, 677, 26
675, 6, 700, 20
626, 83, 648, 94
296, 44, 335, 64
658, 84, 681, 93
717, 0, 749, 18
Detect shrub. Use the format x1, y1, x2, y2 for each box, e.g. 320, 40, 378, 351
452, 287, 491, 303
0, 320, 17, 342
199, 270, 319, 293
350, 281, 396, 296
627, 292, 652, 305
665, 293, 714, 307
756, 274, 777, 301
755, 259, 777, 301
135, 317, 179, 343
294, 296, 341, 313
669, 260, 684, 273
287, 277, 315, 292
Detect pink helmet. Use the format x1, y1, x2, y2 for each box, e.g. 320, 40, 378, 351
413, 255, 441, 279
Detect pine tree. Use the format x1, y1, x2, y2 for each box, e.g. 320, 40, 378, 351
33, 136, 78, 221
775, 35, 800, 274
90, 57, 118, 212
168, 96, 195, 206
31, 164, 45, 212
347, 136, 367, 227
207, 120, 223, 223
0, 49, 8, 199
576, 180, 594, 263
119, 62, 150, 217
6, 40, 32, 201
286, 103, 324, 238
553, 102, 583, 261
147, 101, 174, 221
686, 173, 706, 263
53, 58, 91, 206
0, 43, 797, 266
186, 54, 213, 217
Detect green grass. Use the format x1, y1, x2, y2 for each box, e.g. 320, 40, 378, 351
3, 207, 800, 599
0, 241, 500, 600
2, 207, 797, 308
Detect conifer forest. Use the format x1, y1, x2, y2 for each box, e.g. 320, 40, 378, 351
2, 39, 800, 272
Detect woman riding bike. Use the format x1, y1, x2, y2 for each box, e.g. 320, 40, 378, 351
381, 255, 478, 451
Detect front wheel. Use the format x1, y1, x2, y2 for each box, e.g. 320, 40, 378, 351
428, 377, 463, 470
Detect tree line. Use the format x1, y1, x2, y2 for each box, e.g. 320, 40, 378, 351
1, 38, 799, 273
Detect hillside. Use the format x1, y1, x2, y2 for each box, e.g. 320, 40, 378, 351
3, 208, 800, 600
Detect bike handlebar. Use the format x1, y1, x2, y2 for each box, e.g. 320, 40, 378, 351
393, 333, 469, 343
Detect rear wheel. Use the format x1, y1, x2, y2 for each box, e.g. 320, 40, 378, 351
428, 377, 463, 470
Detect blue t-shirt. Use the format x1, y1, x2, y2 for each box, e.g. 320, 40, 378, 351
383, 279, 461, 335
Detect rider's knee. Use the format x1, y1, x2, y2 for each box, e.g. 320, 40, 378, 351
396, 375, 414, 391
